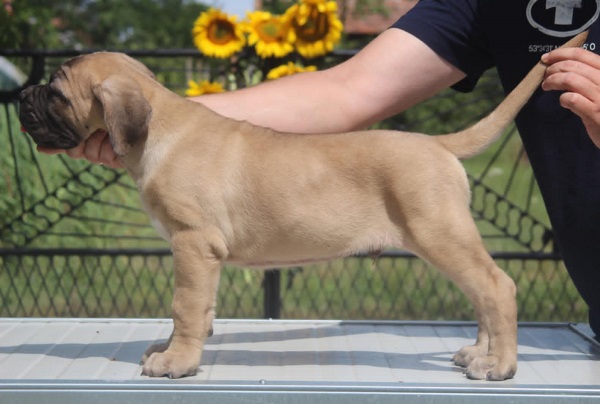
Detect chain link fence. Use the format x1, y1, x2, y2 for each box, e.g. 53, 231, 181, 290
0, 49, 588, 323
0, 250, 584, 322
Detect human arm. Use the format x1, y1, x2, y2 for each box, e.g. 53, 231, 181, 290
195, 28, 465, 133
541, 47, 600, 148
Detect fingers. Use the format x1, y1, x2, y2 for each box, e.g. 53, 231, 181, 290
37, 129, 124, 168
541, 48, 600, 97
542, 61, 600, 106
542, 46, 600, 69
541, 47, 600, 148
78, 130, 123, 168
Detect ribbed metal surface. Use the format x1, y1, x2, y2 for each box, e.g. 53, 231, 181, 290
0, 319, 598, 403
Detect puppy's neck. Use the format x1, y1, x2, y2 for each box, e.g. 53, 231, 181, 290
120, 94, 210, 181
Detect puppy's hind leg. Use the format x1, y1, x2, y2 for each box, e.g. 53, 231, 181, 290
405, 209, 517, 381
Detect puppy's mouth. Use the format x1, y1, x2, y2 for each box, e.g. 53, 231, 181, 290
18, 85, 82, 150
19, 121, 82, 150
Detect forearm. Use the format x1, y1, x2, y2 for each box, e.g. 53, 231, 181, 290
193, 28, 465, 135
192, 69, 364, 134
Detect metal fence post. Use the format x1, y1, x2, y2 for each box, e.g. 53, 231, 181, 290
263, 269, 281, 319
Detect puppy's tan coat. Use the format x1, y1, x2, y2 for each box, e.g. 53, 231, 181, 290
18, 31, 588, 380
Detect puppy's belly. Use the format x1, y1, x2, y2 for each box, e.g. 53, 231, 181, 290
145, 203, 403, 268
227, 231, 403, 269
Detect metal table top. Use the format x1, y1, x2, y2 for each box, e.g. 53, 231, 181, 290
0, 318, 598, 403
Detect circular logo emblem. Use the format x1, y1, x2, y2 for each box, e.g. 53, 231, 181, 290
526, 0, 599, 37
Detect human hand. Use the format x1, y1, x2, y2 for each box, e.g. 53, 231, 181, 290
541, 47, 600, 148
37, 129, 123, 168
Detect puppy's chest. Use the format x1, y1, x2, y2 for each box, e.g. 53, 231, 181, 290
149, 214, 170, 241
139, 193, 171, 242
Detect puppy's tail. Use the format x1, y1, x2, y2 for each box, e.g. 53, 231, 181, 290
436, 30, 588, 160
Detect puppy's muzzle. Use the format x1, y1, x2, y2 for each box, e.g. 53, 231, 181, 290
19, 85, 81, 149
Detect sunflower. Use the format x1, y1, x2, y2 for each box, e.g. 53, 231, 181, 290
244, 10, 295, 59
294, 0, 332, 25
192, 8, 246, 59
286, 0, 343, 58
266, 62, 317, 80
185, 80, 225, 96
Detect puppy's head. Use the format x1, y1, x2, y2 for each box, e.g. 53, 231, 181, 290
19, 52, 154, 156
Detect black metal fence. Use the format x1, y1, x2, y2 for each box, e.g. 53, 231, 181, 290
0, 49, 587, 323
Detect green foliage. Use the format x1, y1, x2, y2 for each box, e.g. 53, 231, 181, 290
0, 0, 64, 49
261, 0, 296, 14
1, 0, 208, 50
0, 6, 18, 48
55, 0, 207, 49
352, 0, 389, 18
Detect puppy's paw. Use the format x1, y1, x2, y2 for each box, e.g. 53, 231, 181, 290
141, 350, 200, 379
464, 355, 516, 381
141, 341, 170, 364
453, 344, 487, 368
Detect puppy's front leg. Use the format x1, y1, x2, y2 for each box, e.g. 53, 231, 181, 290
142, 230, 223, 378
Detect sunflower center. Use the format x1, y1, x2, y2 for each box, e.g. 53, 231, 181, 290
207, 19, 236, 45
294, 6, 329, 42
258, 20, 283, 43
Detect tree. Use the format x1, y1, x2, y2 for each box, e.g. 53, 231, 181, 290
2, 0, 208, 50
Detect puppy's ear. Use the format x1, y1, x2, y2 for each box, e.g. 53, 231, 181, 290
92, 75, 152, 156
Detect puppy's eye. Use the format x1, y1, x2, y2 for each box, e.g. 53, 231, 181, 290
48, 86, 71, 106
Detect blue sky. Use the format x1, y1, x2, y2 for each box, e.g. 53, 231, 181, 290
205, 0, 256, 18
